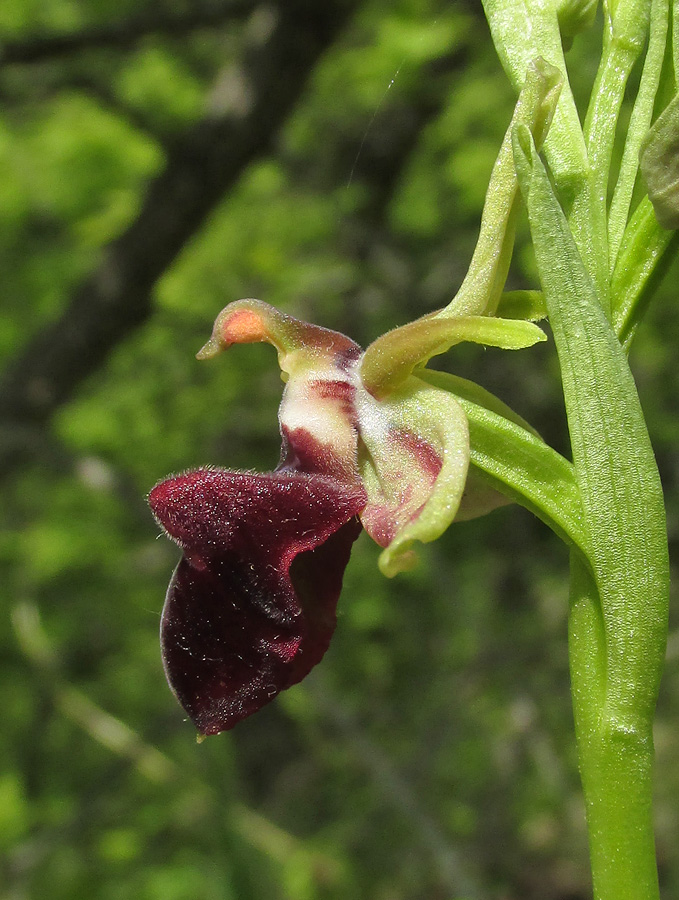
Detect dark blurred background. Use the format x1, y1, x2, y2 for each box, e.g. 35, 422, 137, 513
0, 1, 677, 898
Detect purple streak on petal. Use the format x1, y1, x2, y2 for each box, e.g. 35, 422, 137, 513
394, 429, 444, 480
278, 378, 361, 482
149, 468, 365, 734
360, 427, 443, 548
307, 379, 359, 422
279, 424, 361, 483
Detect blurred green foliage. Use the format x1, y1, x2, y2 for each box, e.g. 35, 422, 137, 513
1, 1, 678, 898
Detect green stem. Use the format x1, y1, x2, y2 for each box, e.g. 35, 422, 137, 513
515, 127, 669, 900
569, 552, 659, 900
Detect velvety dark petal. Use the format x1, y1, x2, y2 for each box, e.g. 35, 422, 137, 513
287, 516, 362, 684
149, 468, 365, 734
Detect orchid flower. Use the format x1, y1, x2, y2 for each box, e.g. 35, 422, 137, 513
149, 59, 560, 736
149, 299, 544, 735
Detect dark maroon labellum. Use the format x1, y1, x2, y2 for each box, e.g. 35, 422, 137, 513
149, 468, 365, 735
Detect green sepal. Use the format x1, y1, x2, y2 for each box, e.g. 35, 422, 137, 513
359, 59, 556, 401
482, 0, 587, 195
556, 0, 599, 37
440, 57, 562, 320
455, 467, 513, 522
418, 369, 586, 549
361, 315, 545, 399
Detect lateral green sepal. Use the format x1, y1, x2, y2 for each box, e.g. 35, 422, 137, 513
361, 315, 545, 399
418, 369, 586, 549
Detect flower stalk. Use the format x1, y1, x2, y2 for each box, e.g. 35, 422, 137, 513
513, 123, 668, 898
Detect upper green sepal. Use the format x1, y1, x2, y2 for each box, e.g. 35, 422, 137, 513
439, 57, 562, 321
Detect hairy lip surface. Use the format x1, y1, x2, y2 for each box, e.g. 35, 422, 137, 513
150, 467, 366, 734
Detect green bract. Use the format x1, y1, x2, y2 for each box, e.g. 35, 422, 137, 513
640, 94, 679, 229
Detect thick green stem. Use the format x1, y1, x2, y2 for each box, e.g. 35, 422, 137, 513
515, 127, 669, 900
480, 5, 671, 896
569, 552, 659, 900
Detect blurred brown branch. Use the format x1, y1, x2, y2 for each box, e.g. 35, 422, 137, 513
0, 0, 358, 474
0, 2, 485, 481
